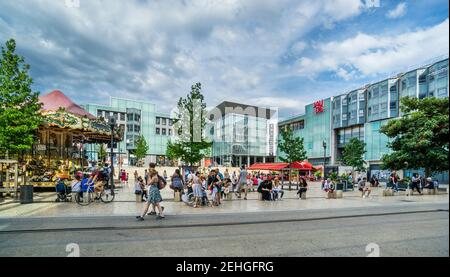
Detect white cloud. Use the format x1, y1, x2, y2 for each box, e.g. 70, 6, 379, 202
295, 19, 449, 79
387, 2, 407, 19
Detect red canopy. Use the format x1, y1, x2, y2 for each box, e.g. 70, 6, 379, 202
248, 161, 317, 171
39, 90, 96, 119
247, 163, 289, 171
290, 161, 315, 171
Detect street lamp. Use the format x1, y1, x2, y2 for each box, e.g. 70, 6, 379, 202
109, 117, 116, 196
322, 140, 327, 178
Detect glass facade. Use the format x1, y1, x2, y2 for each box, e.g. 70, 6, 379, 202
83, 97, 173, 165
278, 98, 332, 165
210, 102, 277, 167
278, 58, 448, 183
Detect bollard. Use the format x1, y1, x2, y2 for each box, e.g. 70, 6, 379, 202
174, 191, 181, 202
335, 190, 343, 199
227, 192, 233, 201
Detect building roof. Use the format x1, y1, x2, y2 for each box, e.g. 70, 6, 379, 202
39, 90, 96, 120
213, 101, 277, 119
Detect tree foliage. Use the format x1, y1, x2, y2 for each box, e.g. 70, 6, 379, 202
0, 39, 43, 156
341, 137, 366, 172
134, 135, 149, 163
166, 82, 211, 165
278, 126, 307, 163
380, 96, 449, 177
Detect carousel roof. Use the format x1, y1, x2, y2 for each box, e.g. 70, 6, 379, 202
39, 90, 96, 120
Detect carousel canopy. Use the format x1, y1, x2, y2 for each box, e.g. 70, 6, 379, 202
38, 90, 123, 142
39, 90, 96, 120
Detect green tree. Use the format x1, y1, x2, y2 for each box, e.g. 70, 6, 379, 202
166, 82, 211, 166
341, 137, 366, 172
0, 39, 42, 157
134, 135, 149, 165
278, 126, 307, 163
98, 144, 107, 162
380, 96, 449, 178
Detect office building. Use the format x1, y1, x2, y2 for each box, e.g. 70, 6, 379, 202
83, 97, 174, 166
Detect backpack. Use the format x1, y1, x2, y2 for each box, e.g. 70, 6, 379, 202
158, 175, 167, 190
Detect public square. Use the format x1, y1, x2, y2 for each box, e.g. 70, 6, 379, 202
0, 166, 448, 257
0, 0, 449, 261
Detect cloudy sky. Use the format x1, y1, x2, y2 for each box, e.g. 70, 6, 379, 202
0, 0, 448, 119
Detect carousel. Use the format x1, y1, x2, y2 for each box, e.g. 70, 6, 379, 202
1, 90, 123, 193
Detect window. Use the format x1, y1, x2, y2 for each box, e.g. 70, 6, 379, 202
342, 113, 347, 120
169, 129, 172, 136
156, 117, 160, 125
390, 101, 397, 111
120, 113, 125, 121
351, 111, 356, 119
97, 110, 103, 117
156, 128, 160, 135
162, 118, 167, 125
437, 88, 448, 98
169, 119, 173, 126
127, 114, 133, 121
368, 107, 372, 116
380, 103, 387, 113
372, 105, 379, 114
162, 128, 167, 135
127, 124, 132, 132
359, 109, 364, 117
134, 125, 140, 133
134, 114, 140, 122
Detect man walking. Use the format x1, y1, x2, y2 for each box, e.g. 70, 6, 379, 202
237, 165, 248, 200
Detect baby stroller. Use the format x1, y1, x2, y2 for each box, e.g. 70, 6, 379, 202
55, 179, 71, 202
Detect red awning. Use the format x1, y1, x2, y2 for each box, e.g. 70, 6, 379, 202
290, 161, 315, 171
247, 163, 289, 171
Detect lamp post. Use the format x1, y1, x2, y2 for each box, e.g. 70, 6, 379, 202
322, 140, 327, 178
109, 117, 116, 196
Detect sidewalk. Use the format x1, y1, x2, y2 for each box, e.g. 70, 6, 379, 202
0, 181, 447, 218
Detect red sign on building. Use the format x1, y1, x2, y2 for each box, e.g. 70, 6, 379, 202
313, 100, 324, 114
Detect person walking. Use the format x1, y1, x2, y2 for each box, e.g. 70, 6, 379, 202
410, 173, 422, 195
171, 169, 184, 192
136, 169, 165, 220
237, 165, 248, 200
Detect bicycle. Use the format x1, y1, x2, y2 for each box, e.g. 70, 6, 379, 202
75, 180, 115, 206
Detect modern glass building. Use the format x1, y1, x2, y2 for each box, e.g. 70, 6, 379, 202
208, 101, 278, 167
83, 97, 174, 166
278, 98, 332, 165
277, 58, 449, 183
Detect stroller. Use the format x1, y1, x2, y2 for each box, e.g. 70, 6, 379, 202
55, 179, 72, 202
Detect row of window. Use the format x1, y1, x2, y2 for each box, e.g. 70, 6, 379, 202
97, 110, 126, 121
156, 117, 173, 126
156, 128, 172, 136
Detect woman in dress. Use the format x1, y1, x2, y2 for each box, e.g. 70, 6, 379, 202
192, 172, 202, 208
136, 169, 165, 220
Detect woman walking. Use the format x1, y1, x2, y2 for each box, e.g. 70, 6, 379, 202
136, 169, 165, 220
192, 172, 202, 208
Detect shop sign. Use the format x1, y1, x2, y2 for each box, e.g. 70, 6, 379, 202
36, 144, 46, 151
313, 100, 324, 114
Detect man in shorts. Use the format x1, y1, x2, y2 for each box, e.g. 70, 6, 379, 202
236, 165, 248, 200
